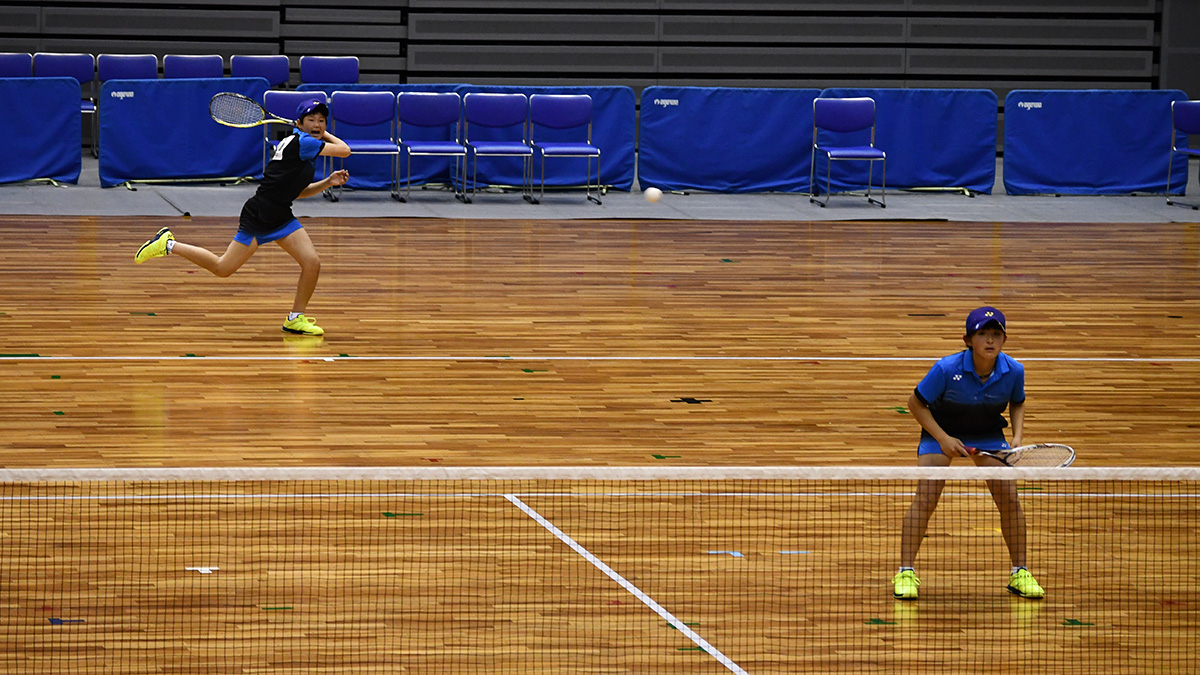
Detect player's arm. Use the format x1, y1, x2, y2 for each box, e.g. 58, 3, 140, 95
1008, 400, 1025, 447
297, 169, 349, 199
318, 131, 351, 158
907, 391, 968, 457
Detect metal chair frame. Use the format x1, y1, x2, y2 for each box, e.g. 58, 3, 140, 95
1166, 100, 1200, 210
809, 97, 886, 208
462, 92, 533, 203
528, 94, 602, 205
396, 92, 467, 202
329, 90, 402, 201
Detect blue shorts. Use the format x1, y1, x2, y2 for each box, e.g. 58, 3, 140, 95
918, 434, 1010, 456
234, 219, 302, 246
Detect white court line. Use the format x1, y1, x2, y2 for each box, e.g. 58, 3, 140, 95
3, 491, 1198, 502
504, 494, 748, 675
2, 355, 1200, 363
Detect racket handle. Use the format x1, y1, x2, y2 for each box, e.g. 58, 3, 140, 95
964, 446, 978, 455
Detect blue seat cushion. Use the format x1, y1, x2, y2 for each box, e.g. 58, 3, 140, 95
535, 142, 599, 156
345, 140, 400, 154
403, 141, 466, 155
470, 141, 532, 155
817, 145, 885, 160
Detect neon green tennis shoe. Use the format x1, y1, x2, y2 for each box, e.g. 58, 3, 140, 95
282, 314, 324, 336
135, 227, 173, 263
1007, 568, 1045, 599
892, 569, 920, 600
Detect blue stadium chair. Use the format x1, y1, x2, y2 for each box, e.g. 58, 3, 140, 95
262, 90, 328, 176
329, 90, 401, 200
462, 92, 532, 203
1167, 100, 1200, 210
231, 55, 290, 88
0, 52, 33, 77
299, 56, 358, 84
33, 52, 97, 157
809, 97, 886, 208
97, 54, 158, 81
395, 92, 466, 202
529, 94, 602, 205
163, 54, 223, 79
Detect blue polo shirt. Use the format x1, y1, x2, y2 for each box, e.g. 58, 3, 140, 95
914, 350, 1025, 441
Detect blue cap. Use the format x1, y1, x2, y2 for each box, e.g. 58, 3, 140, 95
296, 98, 328, 120
965, 306, 1006, 335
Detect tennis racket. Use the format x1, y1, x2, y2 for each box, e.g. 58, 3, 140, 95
209, 92, 294, 128
967, 443, 1075, 468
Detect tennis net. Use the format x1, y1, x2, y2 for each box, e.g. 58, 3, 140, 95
1, 466, 1196, 674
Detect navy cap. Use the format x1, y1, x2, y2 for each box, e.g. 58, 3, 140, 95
965, 306, 1006, 335
296, 98, 329, 120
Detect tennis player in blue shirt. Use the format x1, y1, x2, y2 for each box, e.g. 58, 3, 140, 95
134, 98, 351, 336
892, 306, 1044, 600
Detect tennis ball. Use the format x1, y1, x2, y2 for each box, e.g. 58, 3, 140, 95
644, 187, 662, 203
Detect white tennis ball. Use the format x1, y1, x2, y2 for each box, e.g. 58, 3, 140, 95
644, 187, 663, 203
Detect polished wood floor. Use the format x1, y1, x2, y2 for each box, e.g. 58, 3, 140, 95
1, 215, 1198, 673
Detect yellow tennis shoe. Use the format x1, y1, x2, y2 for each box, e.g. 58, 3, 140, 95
134, 227, 174, 263
1007, 568, 1045, 599
282, 314, 324, 336
892, 569, 920, 600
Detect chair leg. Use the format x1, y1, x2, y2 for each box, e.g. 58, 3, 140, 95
588, 155, 602, 205
525, 151, 541, 204
868, 158, 886, 208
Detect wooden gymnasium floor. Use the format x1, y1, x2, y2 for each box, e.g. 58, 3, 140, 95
1, 214, 1198, 674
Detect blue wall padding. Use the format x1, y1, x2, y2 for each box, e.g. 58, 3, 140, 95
99, 77, 268, 188
1003, 89, 1188, 195
3, 77, 81, 184
638, 87, 821, 193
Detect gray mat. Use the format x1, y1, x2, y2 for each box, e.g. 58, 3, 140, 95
3, 155, 1199, 223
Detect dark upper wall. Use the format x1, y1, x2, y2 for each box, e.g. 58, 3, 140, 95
3, 0, 1191, 100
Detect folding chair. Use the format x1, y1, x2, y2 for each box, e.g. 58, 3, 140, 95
231, 55, 290, 88
395, 92, 466, 202
299, 56, 358, 84
809, 97, 886, 208
0, 52, 32, 77
262, 90, 328, 176
329, 90, 401, 201
34, 52, 97, 157
97, 54, 158, 81
1167, 100, 1200, 210
528, 94, 602, 204
163, 54, 223, 79
462, 92, 532, 203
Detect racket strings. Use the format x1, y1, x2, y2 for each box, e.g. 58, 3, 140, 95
210, 94, 265, 126
1008, 444, 1075, 468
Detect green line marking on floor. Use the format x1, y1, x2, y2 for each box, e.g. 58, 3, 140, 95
1017, 486, 1043, 491
887, 406, 910, 414
1063, 619, 1094, 626
666, 622, 700, 630
130, 312, 156, 316
652, 454, 682, 459
53, 411, 64, 416
261, 606, 292, 611
677, 646, 708, 652
51, 375, 61, 379
864, 618, 896, 625
383, 512, 423, 517
521, 368, 548, 373
183, 354, 203, 358
719, 259, 738, 263
338, 353, 352, 357
0, 353, 40, 358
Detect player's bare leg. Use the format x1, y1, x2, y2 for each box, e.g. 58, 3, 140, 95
171, 239, 257, 278
275, 228, 321, 314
